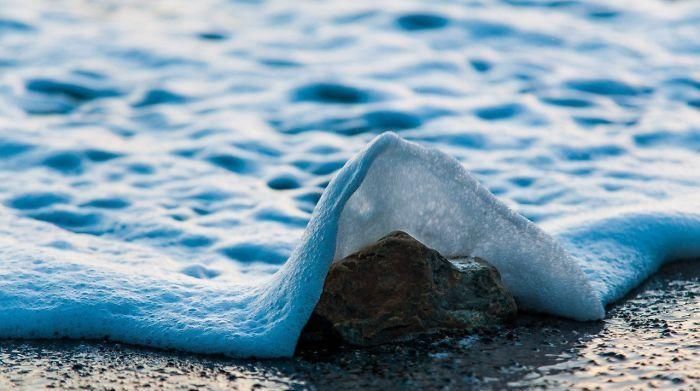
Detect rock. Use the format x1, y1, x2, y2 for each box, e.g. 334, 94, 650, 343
300, 231, 517, 347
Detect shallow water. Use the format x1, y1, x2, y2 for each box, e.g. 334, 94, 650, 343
1, 0, 700, 355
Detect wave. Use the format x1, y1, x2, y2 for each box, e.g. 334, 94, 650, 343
0, 133, 698, 357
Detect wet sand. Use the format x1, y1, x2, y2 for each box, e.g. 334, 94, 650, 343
1, 260, 698, 390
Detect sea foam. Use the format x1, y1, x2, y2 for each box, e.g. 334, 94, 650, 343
1, 133, 697, 357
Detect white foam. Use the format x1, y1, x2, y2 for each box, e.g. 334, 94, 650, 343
3, 133, 697, 357
546, 196, 700, 305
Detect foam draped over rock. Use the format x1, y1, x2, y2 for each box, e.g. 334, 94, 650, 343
0, 133, 698, 357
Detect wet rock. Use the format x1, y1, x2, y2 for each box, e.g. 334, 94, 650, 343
301, 231, 517, 346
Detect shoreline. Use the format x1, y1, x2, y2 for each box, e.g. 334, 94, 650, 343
1, 259, 698, 390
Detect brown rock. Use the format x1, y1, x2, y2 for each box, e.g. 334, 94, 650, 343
300, 231, 517, 346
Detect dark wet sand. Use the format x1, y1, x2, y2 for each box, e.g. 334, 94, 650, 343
1, 260, 699, 390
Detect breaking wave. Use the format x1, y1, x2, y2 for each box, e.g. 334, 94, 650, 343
1, 133, 698, 357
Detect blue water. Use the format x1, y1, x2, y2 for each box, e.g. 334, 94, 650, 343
0, 0, 699, 357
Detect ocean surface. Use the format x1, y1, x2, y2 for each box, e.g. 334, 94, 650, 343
0, 0, 699, 357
